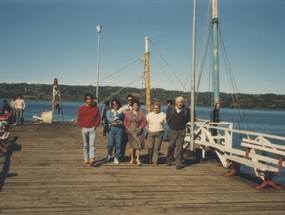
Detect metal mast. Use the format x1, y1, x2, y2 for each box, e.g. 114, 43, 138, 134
212, 0, 220, 105
190, 0, 197, 151
145, 36, 151, 114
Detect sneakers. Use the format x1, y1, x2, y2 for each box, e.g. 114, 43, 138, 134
84, 160, 89, 164
114, 158, 119, 164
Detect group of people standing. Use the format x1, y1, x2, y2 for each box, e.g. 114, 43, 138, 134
77, 93, 197, 170
0, 94, 26, 130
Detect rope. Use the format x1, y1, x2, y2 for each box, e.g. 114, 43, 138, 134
194, 0, 250, 132
149, 39, 188, 92
149, 54, 181, 91
100, 58, 141, 84
101, 76, 142, 102
219, 27, 250, 132
196, 0, 212, 93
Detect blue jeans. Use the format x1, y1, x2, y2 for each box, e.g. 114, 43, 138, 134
162, 123, 170, 141
107, 126, 123, 159
81, 127, 96, 161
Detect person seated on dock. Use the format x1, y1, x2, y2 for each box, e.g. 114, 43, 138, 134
0, 140, 8, 154
0, 109, 13, 131
1, 100, 12, 116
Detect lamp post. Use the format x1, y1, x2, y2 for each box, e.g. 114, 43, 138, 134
96, 25, 102, 102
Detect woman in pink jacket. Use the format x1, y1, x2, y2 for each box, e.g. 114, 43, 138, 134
124, 99, 146, 166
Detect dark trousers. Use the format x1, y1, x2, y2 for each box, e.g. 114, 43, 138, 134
103, 123, 109, 137
166, 128, 186, 167
211, 125, 218, 136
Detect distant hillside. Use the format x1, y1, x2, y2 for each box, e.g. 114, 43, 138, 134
0, 83, 285, 109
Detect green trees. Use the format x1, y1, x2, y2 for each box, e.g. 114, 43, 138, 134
0, 83, 284, 109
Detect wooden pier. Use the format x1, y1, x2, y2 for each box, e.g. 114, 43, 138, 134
1, 122, 285, 214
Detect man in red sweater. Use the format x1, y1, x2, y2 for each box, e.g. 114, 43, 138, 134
77, 93, 101, 165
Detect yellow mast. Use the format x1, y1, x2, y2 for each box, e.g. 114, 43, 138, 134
145, 36, 151, 114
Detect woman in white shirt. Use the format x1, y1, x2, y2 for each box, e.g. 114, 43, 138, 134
146, 101, 166, 166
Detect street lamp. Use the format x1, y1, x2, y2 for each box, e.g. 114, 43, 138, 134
96, 25, 102, 102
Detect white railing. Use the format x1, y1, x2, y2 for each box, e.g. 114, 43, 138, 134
185, 120, 285, 179
185, 120, 233, 165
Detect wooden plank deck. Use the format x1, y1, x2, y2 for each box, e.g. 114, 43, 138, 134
1, 122, 285, 214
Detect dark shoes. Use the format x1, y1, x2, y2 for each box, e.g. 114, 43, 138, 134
166, 161, 172, 166
176, 166, 183, 170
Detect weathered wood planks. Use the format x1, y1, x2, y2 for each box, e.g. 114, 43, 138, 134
1, 122, 285, 214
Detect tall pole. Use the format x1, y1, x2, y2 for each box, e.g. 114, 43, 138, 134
212, 0, 219, 105
145, 36, 151, 114
190, 0, 196, 151
96, 25, 102, 102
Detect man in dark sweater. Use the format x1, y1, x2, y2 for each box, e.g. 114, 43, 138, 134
77, 93, 101, 165
166, 96, 190, 170
210, 103, 221, 136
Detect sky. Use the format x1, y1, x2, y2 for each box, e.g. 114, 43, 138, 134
0, 0, 285, 95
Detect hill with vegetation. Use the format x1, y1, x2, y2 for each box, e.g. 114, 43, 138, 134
0, 83, 284, 109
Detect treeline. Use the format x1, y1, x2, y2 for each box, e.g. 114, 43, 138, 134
0, 83, 285, 109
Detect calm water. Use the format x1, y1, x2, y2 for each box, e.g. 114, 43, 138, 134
22, 100, 285, 184
25, 100, 285, 135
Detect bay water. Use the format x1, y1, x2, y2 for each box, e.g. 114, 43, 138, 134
24, 100, 285, 136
